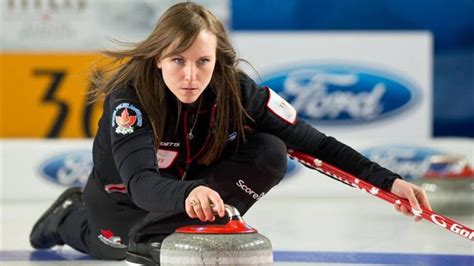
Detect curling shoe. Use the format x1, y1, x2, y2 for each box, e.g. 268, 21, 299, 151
126, 240, 162, 266
30, 187, 83, 249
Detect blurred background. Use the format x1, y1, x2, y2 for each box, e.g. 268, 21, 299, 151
1, 0, 473, 265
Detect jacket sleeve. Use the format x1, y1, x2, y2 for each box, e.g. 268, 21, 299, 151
108, 88, 205, 212
240, 74, 401, 191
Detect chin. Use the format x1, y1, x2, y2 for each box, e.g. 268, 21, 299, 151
178, 96, 199, 104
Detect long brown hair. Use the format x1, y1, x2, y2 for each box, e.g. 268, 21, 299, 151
93, 2, 246, 165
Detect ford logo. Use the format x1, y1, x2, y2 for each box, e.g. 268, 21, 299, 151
361, 146, 461, 180
261, 64, 420, 124
39, 151, 92, 187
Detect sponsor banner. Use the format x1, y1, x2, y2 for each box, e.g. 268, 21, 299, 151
2, 0, 229, 51
361, 145, 474, 180
0, 53, 108, 138
1, 139, 93, 200
1, 138, 471, 200
232, 32, 432, 140
39, 150, 91, 187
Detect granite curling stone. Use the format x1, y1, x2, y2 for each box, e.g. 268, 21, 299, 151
160, 204, 273, 265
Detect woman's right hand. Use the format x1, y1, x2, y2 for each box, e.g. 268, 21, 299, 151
185, 185, 225, 222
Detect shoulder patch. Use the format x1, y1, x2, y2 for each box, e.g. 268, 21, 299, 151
266, 88, 297, 124
112, 103, 143, 135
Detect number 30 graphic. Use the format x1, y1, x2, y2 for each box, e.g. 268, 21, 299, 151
33, 69, 102, 138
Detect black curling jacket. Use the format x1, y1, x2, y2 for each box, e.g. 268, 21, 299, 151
91, 73, 400, 213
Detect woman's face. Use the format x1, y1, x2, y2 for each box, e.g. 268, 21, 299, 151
158, 30, 217, 104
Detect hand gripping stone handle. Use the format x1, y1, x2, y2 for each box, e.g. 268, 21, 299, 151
288, 149, 474, 241
178, 204, 256, 234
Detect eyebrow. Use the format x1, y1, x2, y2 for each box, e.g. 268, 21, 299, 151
172, 54, 213, 58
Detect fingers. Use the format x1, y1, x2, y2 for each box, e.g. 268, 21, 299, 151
185, 199, 198, 219
418, 190, 432, 211
202, 199, 215, 221
185, 186, 224, 222
404, 185, 420, 210
185, 197, 213, 222
394, 203, 400, 212
394, 202, 408, 215
208, 193, 225, 217
192, 198, 215, 222
391, 179, 431, 222
408, 185, 434, 222
411, 188, 430, 222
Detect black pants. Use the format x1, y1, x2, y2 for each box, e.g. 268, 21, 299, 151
57, 133, 287, 260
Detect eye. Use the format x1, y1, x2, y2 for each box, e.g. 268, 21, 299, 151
197, 58, 210, 65
172, 58, 185, 64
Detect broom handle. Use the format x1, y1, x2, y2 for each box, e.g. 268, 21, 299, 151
288, 150, 473, 241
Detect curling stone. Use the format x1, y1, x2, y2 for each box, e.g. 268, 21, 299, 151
414, 154, 474, 216
160, 204, 273, 265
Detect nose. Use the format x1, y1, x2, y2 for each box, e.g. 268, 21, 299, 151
184, 64, 197, 82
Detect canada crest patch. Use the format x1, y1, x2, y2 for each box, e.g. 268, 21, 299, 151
112, 103, 143, 135
98, 229, 126, 249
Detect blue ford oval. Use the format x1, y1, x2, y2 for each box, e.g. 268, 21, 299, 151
261, 64, 420, 124
361, 146, 447, 180
39, 150, 92, 187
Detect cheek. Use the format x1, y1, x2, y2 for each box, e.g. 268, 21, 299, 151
161, 68, 179, 87
201, 65, 215, 81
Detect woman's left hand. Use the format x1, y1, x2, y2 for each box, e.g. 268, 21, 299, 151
390, 178, 432, 222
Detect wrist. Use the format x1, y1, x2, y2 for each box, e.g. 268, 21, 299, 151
386, 175, 402, 192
